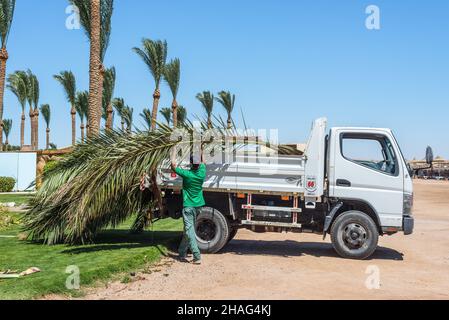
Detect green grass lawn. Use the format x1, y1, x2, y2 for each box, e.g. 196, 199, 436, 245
0, 212, 183, 300
0, 193, 33, 205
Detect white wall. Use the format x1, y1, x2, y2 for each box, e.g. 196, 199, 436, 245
0, 153, 37, 191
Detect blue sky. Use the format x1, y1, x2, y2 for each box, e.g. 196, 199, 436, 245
2, 0, 448, 159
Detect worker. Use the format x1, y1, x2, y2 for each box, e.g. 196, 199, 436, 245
171, 152, 206, 265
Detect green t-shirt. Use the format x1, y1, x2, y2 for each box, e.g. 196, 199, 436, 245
175, 163, 206, 208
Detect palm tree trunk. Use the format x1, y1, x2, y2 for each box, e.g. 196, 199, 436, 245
106, 104, 113, 130
80, 123, 85, 143
34, 108, 39, 150
227, 115, 232, 130
88, 0, 102, 137
71, 105, 76, 145
29, 107, 34, 149
172, 100, 178, 128
20, 112, 25, 149
0, 48, 9, 151
97, 65, 105, 130
151, 89, 161, 130
46, 128, 50, 150
207, 115, 212, 129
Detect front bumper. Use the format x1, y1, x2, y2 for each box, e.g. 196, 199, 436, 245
403, 215, 414, 235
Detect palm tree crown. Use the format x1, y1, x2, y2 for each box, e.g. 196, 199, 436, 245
54, 71, 76, 105
159, 107, 171, 125
133, 39, 168, 90
75, 91, 89, 122
140, 108, 152, 129
102, 66, 116, 121
2, 118, 11, 142
196, 91, 214, 128
7, 71, 27, 111
163, 58, 180, 99
0, 0, 15, 48
40, 104, 51, 128
215, 91, 235, 129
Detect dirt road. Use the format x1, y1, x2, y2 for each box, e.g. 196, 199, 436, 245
83, 180, 449, 300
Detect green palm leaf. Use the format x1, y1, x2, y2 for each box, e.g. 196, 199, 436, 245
40, 104, 51, 128
133, 39, 168, 89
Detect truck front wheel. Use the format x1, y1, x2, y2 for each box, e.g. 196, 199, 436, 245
195, 207, 230, 254
330, 211, 379, 260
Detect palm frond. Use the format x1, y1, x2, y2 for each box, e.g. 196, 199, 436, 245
196, 91, 214, 117
140, 108, 152, 129
22, 115, 299, 244
215, 91, 235, 115
159, 107, 171, 125
102, 66, 116, 119
26, 69, 39, 108
163, 58, 180, 99
122, 106, 133, 129
54, 71, 77, 106
133, 38, 168, 89
2, 118, 11, 137
7, 71, 27, 111
75, 91, 89, 122
40, 104, 51, 128
177, 105, 187, 126
0, 0, 15, 48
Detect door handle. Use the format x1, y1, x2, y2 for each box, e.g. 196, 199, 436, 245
336, 179, 351, 187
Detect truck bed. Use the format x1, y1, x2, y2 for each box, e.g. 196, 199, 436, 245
160, 154, 306, 195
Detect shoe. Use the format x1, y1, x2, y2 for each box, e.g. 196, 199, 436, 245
192, 259, 202, 265
179, 256, 189, 263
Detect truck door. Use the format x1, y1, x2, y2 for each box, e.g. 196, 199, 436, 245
330, 130, 404, 228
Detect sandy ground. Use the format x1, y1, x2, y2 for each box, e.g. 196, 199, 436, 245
78, 180, 449, 300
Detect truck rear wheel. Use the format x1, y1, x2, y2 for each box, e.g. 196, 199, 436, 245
195, 207, 230, 254
330, 211, 379, 260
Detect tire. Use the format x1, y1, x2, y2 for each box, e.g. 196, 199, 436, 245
195, 207, 230, 254
330, 211, 379, 260
227, 227, 238, 244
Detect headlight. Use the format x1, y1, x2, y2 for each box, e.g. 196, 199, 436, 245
403, 193, 414, 216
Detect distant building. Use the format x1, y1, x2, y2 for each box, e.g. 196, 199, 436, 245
409, 157, 449, 179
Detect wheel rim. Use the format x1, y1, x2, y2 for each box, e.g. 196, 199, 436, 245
342, 223, 368, 250
196, 219, 217, 242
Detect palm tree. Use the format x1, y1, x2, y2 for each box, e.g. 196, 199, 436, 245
177, 106, 187, 126
102, 66, 116, 130
70, 0, 113, 137
40, 104, 51, 150
7, 71, 27, 148
54, 71, 77, 146
0, 0, 15, 151
2, 118, 11, 149
159, 107, 171, 125
196, 91, 214, 129
133, 39, 167, 130
112, 97, 126, 131
163, 58, 180, 128
21, 120, 301, 244
123, 106, 133, 133
26, 70, 39, 150
216, 91, 235, 129
75, 91, 88, 143
140, 108, 152, 129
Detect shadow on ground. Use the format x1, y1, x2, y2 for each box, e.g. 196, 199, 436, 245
222, 239, 404, 261
61, 230, 182, 255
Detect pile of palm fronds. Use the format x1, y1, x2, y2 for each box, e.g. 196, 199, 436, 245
22, 121, 300, 245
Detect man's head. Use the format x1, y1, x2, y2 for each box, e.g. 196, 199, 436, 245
190, 154, 201, 170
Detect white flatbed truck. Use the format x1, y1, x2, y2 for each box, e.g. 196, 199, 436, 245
160, 118, 414, 260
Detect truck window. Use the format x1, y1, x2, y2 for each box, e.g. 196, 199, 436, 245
341, 135, 397, 175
